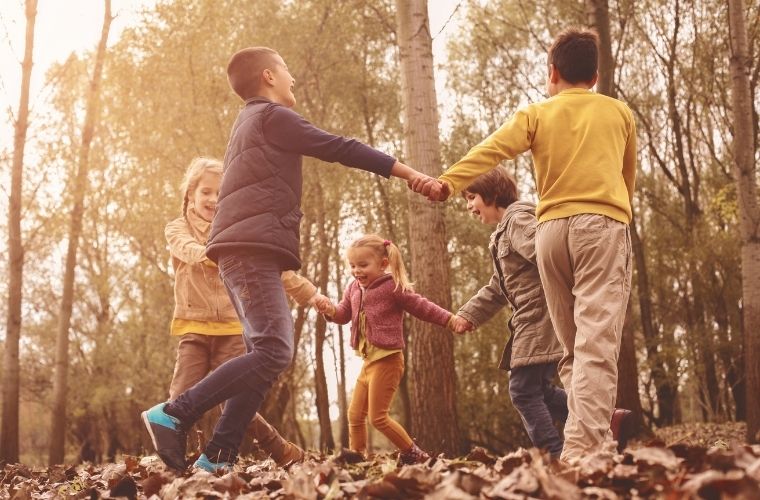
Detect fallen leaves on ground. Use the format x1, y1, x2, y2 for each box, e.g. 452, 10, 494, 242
2, 439, 759, 498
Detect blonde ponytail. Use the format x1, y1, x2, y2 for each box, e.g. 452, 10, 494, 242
349, 234, 414, 292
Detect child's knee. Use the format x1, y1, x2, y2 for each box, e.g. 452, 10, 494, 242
369, 413, 390, 429
260, 338, 293, 374
348, 409, 366, 425
509, 384, 540, 411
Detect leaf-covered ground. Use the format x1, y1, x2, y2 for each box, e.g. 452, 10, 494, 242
2, 424, 759, 499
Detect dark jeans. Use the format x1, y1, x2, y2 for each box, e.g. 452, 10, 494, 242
508, 361, 568, 458
165, 251, 293, 462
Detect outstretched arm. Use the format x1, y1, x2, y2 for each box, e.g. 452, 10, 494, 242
390, 161, 440, 191
396, 289, 452, 327
324, 283, 354, 325
457, 273, 508, 328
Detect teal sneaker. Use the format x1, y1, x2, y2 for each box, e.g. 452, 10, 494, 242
193, 453, 232, 473
141, 402, 187, 470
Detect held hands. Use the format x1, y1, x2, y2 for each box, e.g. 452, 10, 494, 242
449, 314, 474, 335
410, 175, 451, 202
309, 293, 336, 316
391, 161, 451, 202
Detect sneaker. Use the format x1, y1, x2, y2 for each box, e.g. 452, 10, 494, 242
398, 443, 430, 465
610, 408, 633, 452
193, 453, 231, 473
141, 402, 187, 470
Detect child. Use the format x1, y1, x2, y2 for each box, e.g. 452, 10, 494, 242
323, 235, 453, 464
417, 28, 636, 462
163, 156, 327, 467
143, 47, 433, 472
449, 166, 566, 458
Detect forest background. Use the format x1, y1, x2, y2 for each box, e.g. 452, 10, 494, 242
0, 0, 758, 467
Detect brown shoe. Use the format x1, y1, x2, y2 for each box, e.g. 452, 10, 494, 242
274, 440, 304, 467
249, 414, 304, 466
610, 408, 633, 452
398, 443, 430, 465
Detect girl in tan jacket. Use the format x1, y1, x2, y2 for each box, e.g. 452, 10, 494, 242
164, 157, 326, 468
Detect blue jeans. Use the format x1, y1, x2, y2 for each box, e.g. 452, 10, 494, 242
165, 250, 294, 462
508, 362, 567, 458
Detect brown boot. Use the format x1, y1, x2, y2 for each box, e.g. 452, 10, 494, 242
398, 443, 430, 465
610, 408, 633, 453
249, 414, 304, 466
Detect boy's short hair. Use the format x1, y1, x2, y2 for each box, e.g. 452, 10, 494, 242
462, 166, 518, 208
548, 28, 599, 84
227, 47, 279, 100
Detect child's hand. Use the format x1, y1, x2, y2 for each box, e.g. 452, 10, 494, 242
310, 293, 336, 315
411, 177, 451, 202
450, 315, 474, 334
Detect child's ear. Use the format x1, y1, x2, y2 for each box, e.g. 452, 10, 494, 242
382, 257, 389, 269
549, 64, 561, 84
589, 71, 599, 88
262, 68, 274, 86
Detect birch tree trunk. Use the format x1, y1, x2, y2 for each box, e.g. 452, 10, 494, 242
727, 0, 760, 444
49, 0, 112, 465
396, 0, 461, 456
1, 0, 37, 464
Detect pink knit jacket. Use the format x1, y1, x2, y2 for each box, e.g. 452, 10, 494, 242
328, 274, 452, 350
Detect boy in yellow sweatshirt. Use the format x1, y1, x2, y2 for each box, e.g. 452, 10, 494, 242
415, 28, 636, 462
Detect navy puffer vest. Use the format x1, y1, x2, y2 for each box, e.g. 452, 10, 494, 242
207, 98, 303, 270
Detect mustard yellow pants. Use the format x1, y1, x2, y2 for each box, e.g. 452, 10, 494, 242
348, 352, 413, 453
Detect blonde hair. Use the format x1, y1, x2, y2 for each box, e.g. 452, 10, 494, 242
348, 234, 414, 292
179, 157, 223, 216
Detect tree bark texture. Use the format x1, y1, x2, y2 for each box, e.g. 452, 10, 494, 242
585, 0, 615, 97
396, 0, 461, 456
49, 0, 112, 465
727, 0, 760, 444
1, 0, 37, 464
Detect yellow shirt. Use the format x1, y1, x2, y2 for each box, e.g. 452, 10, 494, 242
440, 89, 637, 224
170, 319, 242, 336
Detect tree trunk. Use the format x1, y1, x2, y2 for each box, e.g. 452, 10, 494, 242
631, 219, 670, 425
585, 0, 615, 97
49, 0, 112, 465
312, 181, 335, 451
396, 0, 461, 456
615, 295, 648, 437
1, 0, 37, 464
333, 249, 350, 449
727, 0, 760, 444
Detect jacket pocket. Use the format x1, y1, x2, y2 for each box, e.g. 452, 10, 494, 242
512, 286, 546, 324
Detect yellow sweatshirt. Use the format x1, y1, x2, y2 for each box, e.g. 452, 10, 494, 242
440, 89, 637, 224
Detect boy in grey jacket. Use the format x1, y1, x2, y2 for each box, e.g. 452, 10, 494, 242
450, 166, 567, 458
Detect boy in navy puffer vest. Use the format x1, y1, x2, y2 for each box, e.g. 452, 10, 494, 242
142, 47, 432, 472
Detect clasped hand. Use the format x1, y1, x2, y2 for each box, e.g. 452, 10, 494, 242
407, 173, 451, 202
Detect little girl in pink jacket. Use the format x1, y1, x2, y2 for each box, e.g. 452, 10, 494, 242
324, 234, 452, 464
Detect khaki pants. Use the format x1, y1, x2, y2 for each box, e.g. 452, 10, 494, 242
348, 352, 413, 453
535, 214, 632, 462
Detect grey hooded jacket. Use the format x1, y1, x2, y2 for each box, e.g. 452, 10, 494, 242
458, 201, 563, 370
